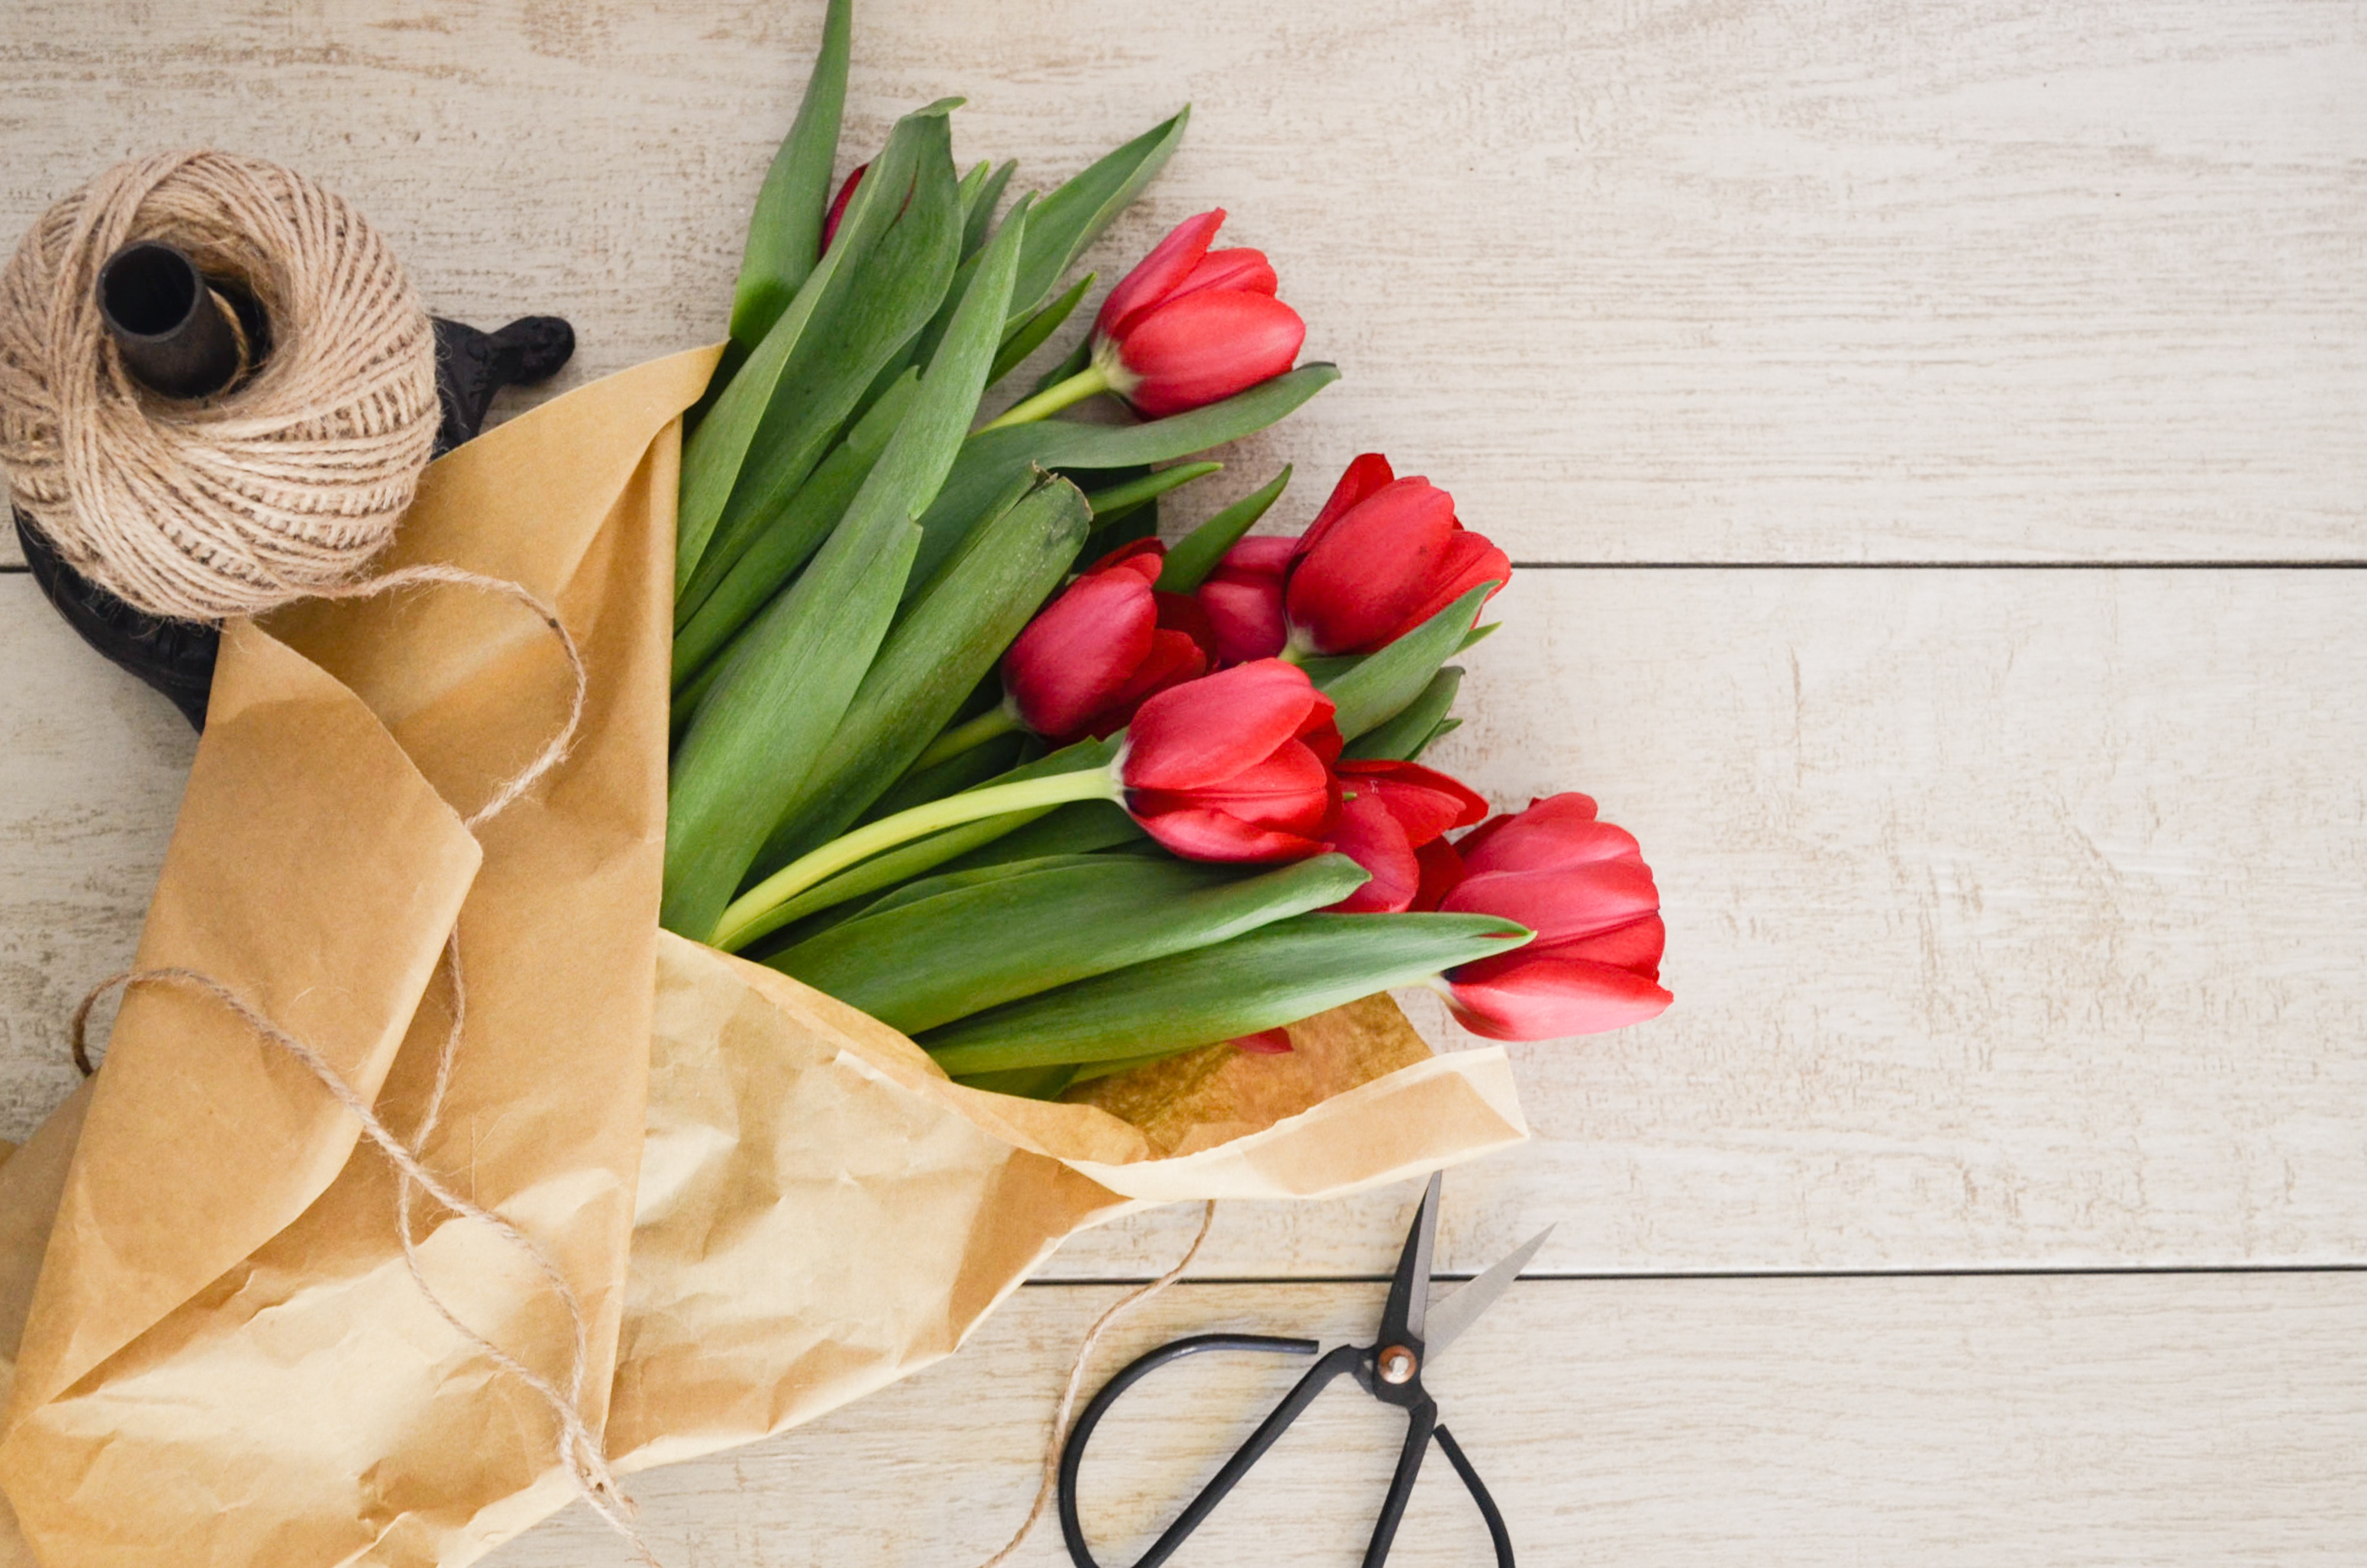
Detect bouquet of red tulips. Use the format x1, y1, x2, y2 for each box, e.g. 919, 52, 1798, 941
664, 0, 1671, 1101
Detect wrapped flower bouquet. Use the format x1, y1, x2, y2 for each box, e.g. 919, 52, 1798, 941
0, 2, 1668, 1563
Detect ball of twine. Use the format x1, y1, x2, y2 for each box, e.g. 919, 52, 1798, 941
0, 150, 438, 621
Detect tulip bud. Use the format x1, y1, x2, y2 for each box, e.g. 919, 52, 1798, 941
1321, 760, 1489, 914
1118, 659, 1343, 862
1089, 209, 1306, 418
1194, 535, 1295, 665
1284, 454, 1511, 659
1430, 793, 1671, 1039
1001, 540, 1214, 745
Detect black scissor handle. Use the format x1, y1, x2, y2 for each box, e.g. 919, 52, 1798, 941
1361, 1401, 1516, 1567
1059, 1334, 1347, 1568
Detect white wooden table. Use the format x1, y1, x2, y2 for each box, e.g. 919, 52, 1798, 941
6, 2, 2366, 1561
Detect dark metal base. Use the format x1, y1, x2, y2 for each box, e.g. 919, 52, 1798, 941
12, 313, 576, 728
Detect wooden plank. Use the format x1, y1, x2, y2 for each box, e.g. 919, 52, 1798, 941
5, 0, 2366, 567
491, 1270, 2367, 1565
7, 569, 2365, 1277
0, 576, 192, 1136
1058, 566, 2367, 1277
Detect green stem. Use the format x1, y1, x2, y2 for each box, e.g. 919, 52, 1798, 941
711, 764, 1124, 951
981, 363, 1111, 430
911, 704, 1024, 773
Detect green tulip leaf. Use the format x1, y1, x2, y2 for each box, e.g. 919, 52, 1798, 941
1341, 666, 1463, 762
663, 192, 1033, 938
1008, 109, 1189, 320
723, 738, 1121, 935
673, 368, 920, 687
679, 100, 955, 593
918, 911, 1533, 1074
989, 270, 1093, 386
965, 159, 1020, 259
682, 112, 964, 618
773, 853, 1369, 1035
1413, 717, 1462, 760
1318, 582, 1496, 741
907, 363, 1338, 594
1082, 461, 1220, 521
756, 470, 1091, 869
1155, 466, 1292, 591
726, 0, 852, 353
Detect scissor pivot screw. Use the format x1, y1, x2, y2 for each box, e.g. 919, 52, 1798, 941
1378, 1346, 1418, 1385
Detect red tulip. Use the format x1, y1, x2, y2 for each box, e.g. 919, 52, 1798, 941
1119, 660, 1341, 862
1431, 793, 1671, 1040
1321, 760, 1489, 914
1195, 535, 1295, 664
1284, 454, 1511, 657
1002, 540, 1213, 744
1090, 210, 1305, 418
820, 163, 867, 257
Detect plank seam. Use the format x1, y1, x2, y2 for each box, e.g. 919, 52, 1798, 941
1028, 1262, 2367, 1288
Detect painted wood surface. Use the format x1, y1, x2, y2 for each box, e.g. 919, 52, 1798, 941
489, 1270, 2367, 1566
4, 3, 2362, 1561
8, 569, 2363, 1277
4, 0, 2366, 567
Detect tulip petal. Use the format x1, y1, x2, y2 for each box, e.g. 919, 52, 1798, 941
1411, 837, 1464, 912
1134, 805, 1330, 863
1453, 793, 1601, 867
1285, 478, 1463, 655
1442, 954, 1673, 1041
1179, 247, 1279, 299
1295, 453, 1397, 558
1440, 860, 1661, 944
1457, 801, 1642, 877
1339, 759, 1490, 844
1122, 659, 1321, 791
1544, 912, 1666, 980
1322, 789, 1422, 913
1084, 535, 1169, 582
1114, 292, 1308, 418
1197, 574, 1287, 664
1003, 569, 1156, 735
1231, 1027, 1296, 1055
1139, 740, 1334, 834
1097, 208, 1224, 340
1392, 527, 1513, 635
1073, 627, 1208, 741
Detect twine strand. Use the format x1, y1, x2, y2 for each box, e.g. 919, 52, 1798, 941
972, 1201, 1220, 1568
65, 573, 658, 1561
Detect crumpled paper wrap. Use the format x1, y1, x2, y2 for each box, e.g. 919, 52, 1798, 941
0, 350, 1527, 1567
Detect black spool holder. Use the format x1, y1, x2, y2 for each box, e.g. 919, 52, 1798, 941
12, 240, 575, 728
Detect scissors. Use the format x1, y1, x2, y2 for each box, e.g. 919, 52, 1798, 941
1058, 1173, 1553, 1567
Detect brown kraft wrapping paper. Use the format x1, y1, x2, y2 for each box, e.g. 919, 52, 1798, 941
0, 350, 1528, 1566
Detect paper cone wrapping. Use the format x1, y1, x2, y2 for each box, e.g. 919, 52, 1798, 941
0, 353, 1527, 1566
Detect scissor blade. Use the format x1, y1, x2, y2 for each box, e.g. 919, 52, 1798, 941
1380, 1172, 1443, 1345
1421, 1224, 1555, 1362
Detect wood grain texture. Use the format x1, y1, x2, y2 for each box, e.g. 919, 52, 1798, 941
489, 1271, 2367, 1566
5, 0, 2365, 566
8, 569, 2365, 1278
0, 577, 193, 1135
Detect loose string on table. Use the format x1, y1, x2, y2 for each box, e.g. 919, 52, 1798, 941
66, 567, 658, 1563
970, 1199, 1220, 1568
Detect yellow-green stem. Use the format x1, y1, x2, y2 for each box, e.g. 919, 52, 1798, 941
711, 764, 1124, 952
911, 704, 1024, 773
981, 362, 1111, 430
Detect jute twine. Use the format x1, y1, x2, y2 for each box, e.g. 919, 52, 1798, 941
0, 150, 438, 621
69, 570, 665, 1564
970, 1200, 1218, 1568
